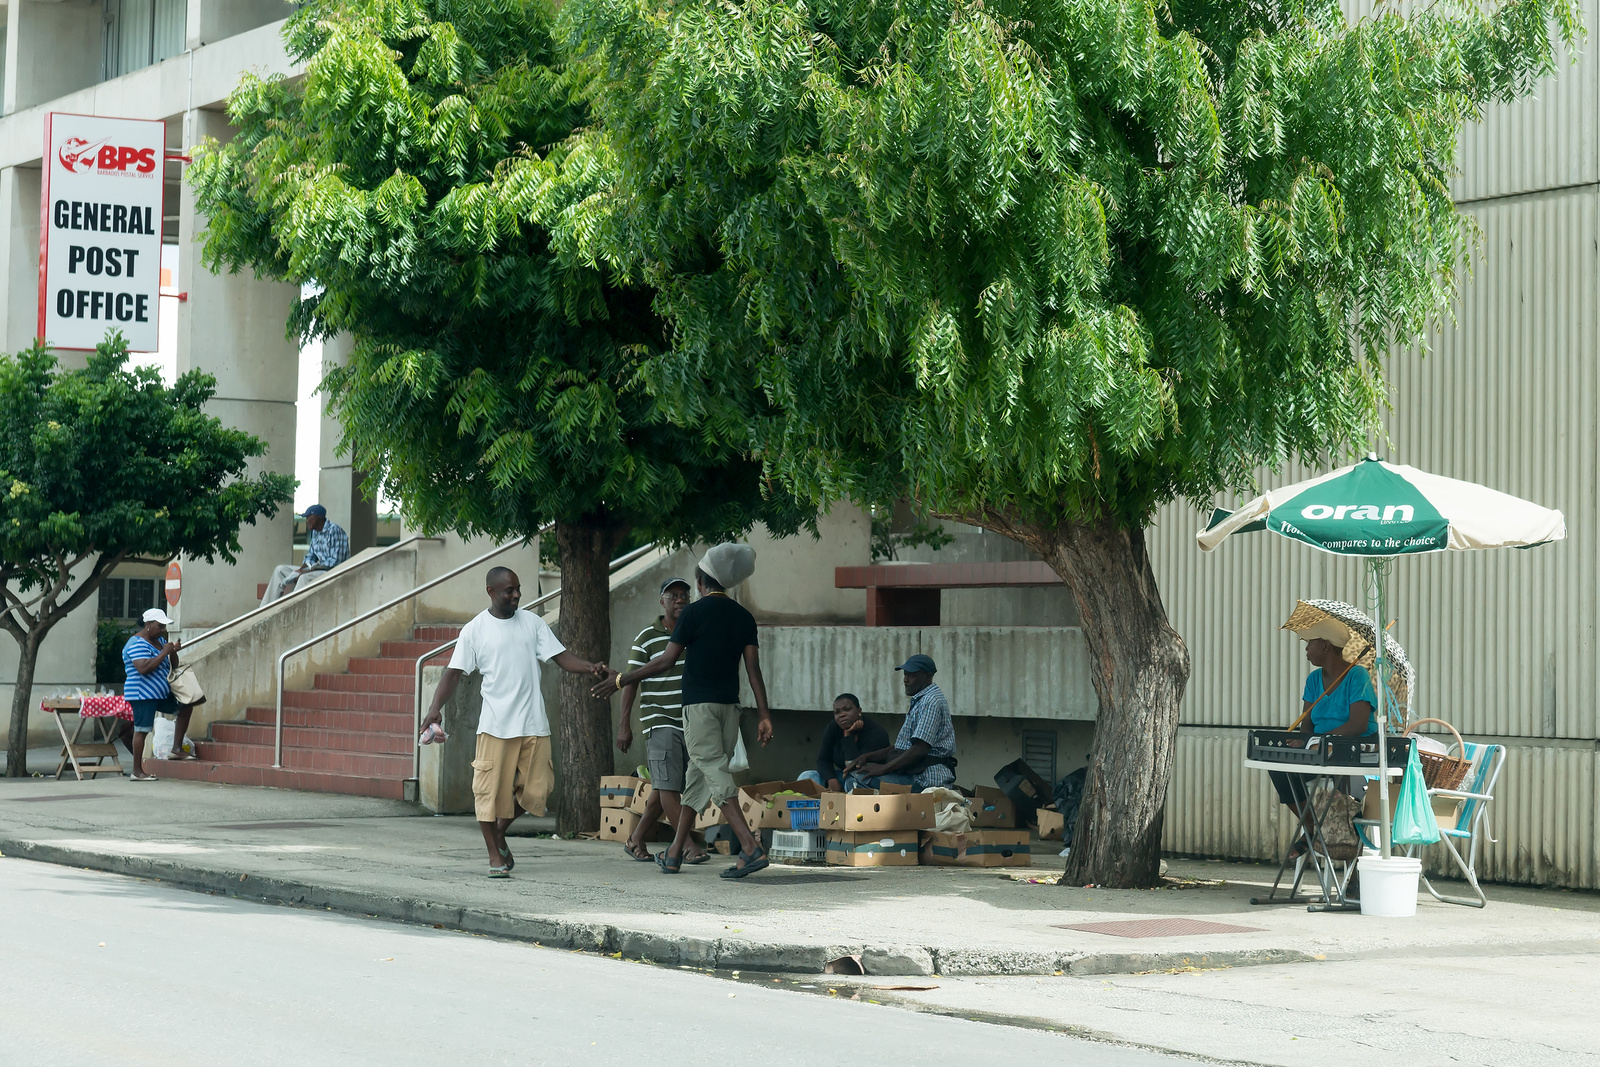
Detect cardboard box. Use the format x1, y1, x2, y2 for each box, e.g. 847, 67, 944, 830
737, 779, 824, 832
826, 830, 920, 867
970, 786, 1016, 828
919, 829, 1032, 867
628, 781, 654, 815
1360, 782, 1463, 830
599, 775, 644, 809
1035, 806, 1065, 841
694, 802, 728, 831
599, 808, 641, 841
819, 788, 935, 832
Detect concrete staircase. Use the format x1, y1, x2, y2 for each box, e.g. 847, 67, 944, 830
156, 625, 460, 799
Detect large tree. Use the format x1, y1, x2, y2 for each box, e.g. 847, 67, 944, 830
189, 0, 809, 831
0, 337, 293, 775
567, 0, 1577, 882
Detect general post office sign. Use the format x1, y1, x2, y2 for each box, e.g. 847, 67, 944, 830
40, 113, 166, 352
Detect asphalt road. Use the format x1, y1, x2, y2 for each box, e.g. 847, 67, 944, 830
2, 858, 1184, 1067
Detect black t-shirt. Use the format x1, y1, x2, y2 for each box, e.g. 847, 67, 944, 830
815, 717, 891, 785
671, 594, 759, 706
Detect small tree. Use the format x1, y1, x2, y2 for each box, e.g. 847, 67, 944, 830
568, 0, 1578, 882
190, 0, 810, 831
0, 337, 293, 775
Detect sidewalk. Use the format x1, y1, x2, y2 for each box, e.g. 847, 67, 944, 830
3, 775, 1596, 977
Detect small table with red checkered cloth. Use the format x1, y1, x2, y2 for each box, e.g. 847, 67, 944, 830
40, 696, 131, 780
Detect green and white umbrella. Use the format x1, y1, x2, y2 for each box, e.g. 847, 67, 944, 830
1196, 455, 1566, 858
1197, 456, 1566, 556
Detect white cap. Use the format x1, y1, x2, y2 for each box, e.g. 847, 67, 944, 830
698, 542, 757, 588
142, 608, 174, 626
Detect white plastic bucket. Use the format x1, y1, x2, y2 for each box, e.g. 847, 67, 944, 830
1357, 855, 1422, 917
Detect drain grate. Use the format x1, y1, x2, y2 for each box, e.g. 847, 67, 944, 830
1054, 917, 1263, 938
207, 821, 334, 830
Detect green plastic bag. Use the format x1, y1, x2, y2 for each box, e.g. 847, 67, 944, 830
1391, 741, 1441, 846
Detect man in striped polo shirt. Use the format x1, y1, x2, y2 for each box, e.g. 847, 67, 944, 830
615, 577, 707, 863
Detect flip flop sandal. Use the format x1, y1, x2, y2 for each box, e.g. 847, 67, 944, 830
623, 841, 653, 862
487, 865, 511, 879
498, 846, 515, 872
129, 773, 158, 782
656, 851, 683, 875
683, 850, 711, 864
720, 848, 770, 879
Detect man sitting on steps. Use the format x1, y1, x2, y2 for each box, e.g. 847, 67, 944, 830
261, 504, 350, 605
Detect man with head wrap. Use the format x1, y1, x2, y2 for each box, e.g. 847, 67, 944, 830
595, 543, 775, 878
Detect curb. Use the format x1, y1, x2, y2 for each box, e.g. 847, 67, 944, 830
1, 836, 1315, 977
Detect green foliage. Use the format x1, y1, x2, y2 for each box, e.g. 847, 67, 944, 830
566, 0, 1579, 529
870, 507, 955, 562
190, 0, 811, 548
96, 617, 136, 684
0, 336, 294, 615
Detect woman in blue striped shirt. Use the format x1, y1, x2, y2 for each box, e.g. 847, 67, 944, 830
120, 608, 182, 780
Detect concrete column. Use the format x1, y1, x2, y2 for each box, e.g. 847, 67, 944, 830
317, 334, 378, 553
0, 164, 41, 356
5, 1, 102, 116
172, 109, 299, 631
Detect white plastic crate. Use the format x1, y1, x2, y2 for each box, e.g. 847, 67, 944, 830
770, 829, 826, 862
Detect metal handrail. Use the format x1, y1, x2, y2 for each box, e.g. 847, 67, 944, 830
182, 535, 442, 652
409, 541, 661, 779
272, 536, 539, 767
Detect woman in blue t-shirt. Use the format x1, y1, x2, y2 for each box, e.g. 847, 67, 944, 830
1270, 627, 1377, 854
119, 608, 182, 781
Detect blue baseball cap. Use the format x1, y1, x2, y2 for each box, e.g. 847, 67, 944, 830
303, 504, 327, 517
895, 653, 937, 675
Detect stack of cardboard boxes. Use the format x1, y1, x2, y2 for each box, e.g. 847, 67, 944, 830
918, 784, 1032, 867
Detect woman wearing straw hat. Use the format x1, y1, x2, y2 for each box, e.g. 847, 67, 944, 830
1277, 613, 1378, 853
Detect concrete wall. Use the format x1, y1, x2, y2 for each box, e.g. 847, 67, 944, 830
400, 529, 543, 625
899, 523, 1079, 627
0, 562, 99, 749
5, 1, 101, 115
739, 505, 869, 624
179, 541, 444, 738
188, 0, 288, 48
418, 668, 480, 814
743, 625, 1096, 721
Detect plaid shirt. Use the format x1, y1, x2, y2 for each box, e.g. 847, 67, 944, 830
896, 681, 957, 790
303, 520, 350, 570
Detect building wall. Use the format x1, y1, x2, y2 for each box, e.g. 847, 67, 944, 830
1151, 1, 1600, 885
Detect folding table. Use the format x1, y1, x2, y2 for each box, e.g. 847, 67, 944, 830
40, 696, 130, 780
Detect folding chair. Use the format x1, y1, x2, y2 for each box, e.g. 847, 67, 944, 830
1404, 741, 1505, 908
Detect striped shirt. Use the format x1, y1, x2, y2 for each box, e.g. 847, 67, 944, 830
630, 619, 683, 734
122, 635, 170, 701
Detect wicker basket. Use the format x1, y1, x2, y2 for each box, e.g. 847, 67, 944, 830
1405, 718, 1471, 790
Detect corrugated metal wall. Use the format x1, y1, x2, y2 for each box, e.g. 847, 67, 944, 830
1151, 68, 1600, 884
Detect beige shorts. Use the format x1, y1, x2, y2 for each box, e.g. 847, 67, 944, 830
471, 733, 553, 822
680, 702, 741, 812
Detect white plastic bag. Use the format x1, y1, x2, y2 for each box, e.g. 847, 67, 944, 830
729, 731, 750, 773
151, 715, 176, 759
924, 786, 973, 833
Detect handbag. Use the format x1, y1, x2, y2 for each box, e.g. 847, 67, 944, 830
1310, 784, 1363, 861
168, 665, 206, 706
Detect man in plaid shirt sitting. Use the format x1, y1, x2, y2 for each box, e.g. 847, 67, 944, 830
260, 504, 351, 604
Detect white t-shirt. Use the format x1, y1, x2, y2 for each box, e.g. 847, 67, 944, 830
448, 609, 566, 739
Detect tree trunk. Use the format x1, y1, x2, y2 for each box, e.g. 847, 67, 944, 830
6, 633, 41, 777
553, 519, 625, 835
982, 512, 1190, 888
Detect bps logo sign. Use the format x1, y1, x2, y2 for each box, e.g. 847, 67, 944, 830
57, 135, 157, 175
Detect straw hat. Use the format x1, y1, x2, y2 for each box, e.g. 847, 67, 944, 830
1281, 599, 1415, 724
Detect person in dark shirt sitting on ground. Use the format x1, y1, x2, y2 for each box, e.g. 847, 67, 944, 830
799, 693, 892, 791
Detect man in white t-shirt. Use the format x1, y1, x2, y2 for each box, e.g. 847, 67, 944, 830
422, 566, 609, 878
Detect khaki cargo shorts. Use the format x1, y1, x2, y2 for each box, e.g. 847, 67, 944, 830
680, 702, 741, 812
471, 733, 553, 822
